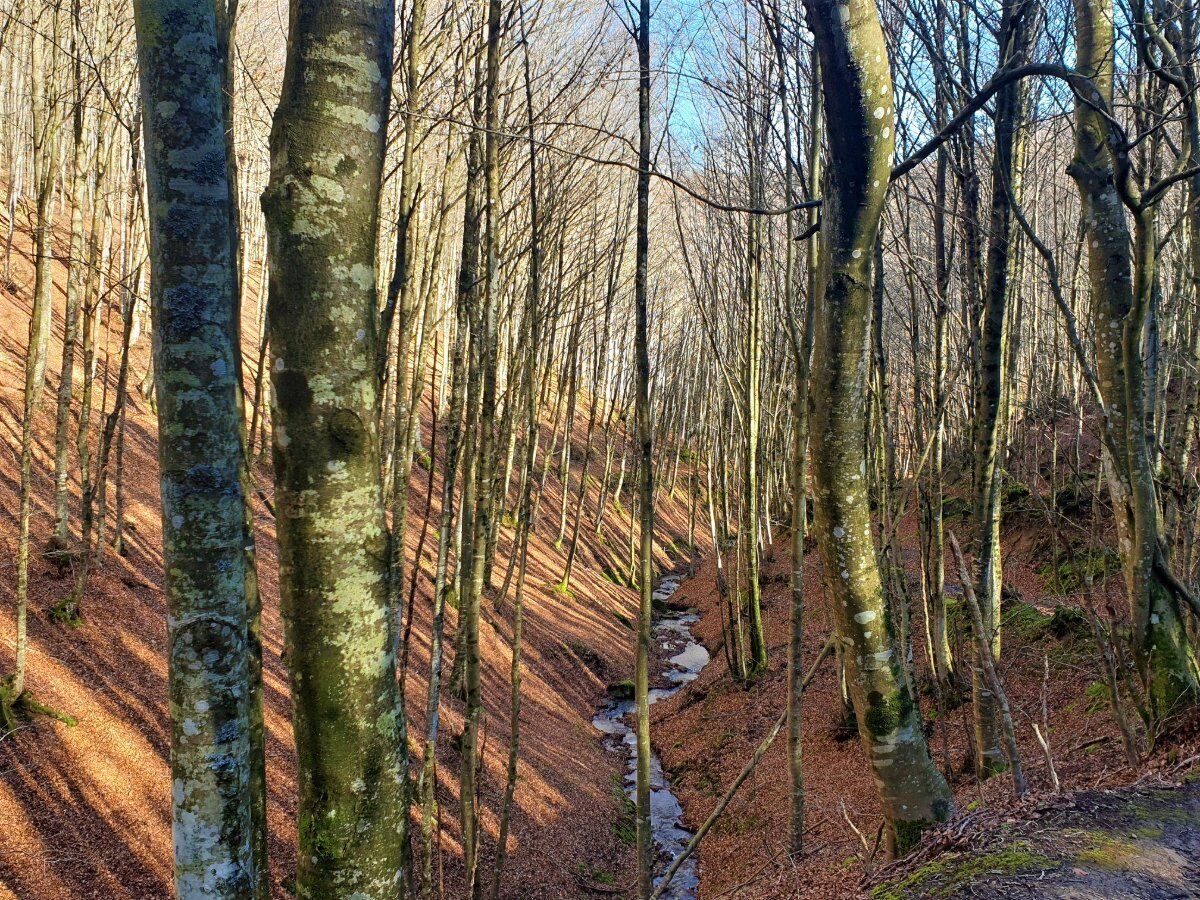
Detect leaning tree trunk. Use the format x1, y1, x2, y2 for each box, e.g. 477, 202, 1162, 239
131, 0, 265, 892
262, 1, 408, 895
1069, 0, 1200, 719
801, 0, 954, 855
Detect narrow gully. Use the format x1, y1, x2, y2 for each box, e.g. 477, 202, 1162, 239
593, 573, 711, 899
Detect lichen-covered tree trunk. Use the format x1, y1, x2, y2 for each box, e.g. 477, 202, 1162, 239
262, 1, 408, 895
970, 0, 1033, 777
1069, 0, 1200, 719
131, 0, 264, 891
801, 0, 954, 855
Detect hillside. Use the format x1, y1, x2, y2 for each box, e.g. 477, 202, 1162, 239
649, 521, 1200, 898
0, 209, 706, 898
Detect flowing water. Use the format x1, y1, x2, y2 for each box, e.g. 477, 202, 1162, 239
592, 573, 711, 899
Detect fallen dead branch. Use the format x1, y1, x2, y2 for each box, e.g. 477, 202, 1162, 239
648, 634, 835, 899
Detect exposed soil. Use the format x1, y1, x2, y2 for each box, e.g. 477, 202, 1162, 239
0, 209, 707, 899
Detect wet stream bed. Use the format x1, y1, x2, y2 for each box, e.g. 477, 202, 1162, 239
593, 572, 711, 899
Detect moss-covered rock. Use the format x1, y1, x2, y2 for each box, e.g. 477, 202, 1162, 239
1003, 600, 1087, 642
606, 679, 635, 701
941, 495, 973, 521
1054, 474, 1096, 517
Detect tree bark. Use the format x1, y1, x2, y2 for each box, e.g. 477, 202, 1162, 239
633, 0, 656, 890
1069, 0, 1200, 719
802, 0, 954, 854
970, 0, 1033, 777
131, 0, 265, 890
262, 0, 408, 894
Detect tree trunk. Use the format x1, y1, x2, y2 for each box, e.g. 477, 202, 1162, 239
1069, 0, 1200, 719
262, 0, 408, 893
52, 5, 88, 547
970, 0, 1032, 777
131, 0, 265, 890
633, 0, 655, 891
802, 0, 954, 854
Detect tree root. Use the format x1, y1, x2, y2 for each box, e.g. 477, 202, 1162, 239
0, 678, 78, 734
48, 597, 84, 628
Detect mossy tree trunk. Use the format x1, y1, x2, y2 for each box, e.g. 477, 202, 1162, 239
801, 0, 954, 855
1069, 0, 1200, 720
262, 0, 408, 895
131, 0, 265, 891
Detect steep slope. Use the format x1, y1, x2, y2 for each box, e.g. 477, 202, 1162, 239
0, 208, 706, 898
650, 524, 1194, 898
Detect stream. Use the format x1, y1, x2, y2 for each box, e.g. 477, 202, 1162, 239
592, 573, 711, 899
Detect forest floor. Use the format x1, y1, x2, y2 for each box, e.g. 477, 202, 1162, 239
868, 780, 1200, 898
3, 199, 1199, 900
0, 208, 706, 899
652, 515, 1200, 898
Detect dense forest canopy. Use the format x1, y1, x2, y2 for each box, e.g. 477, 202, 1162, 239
2, 0, 1200, 895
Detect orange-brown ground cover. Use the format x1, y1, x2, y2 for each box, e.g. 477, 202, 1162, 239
3, 203, 1197, 900
0, 213, 705, 899
653, 520, 1200, 898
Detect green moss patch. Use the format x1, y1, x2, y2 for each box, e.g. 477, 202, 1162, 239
1081, 680, 1108, 714
1038, 548, 1119, 595
1000, 481, 1034, 522
872, 843, 1055, 899
1072, 832, 1141, 871
610, 776, 636, 845
1003, 600, 1087, 642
